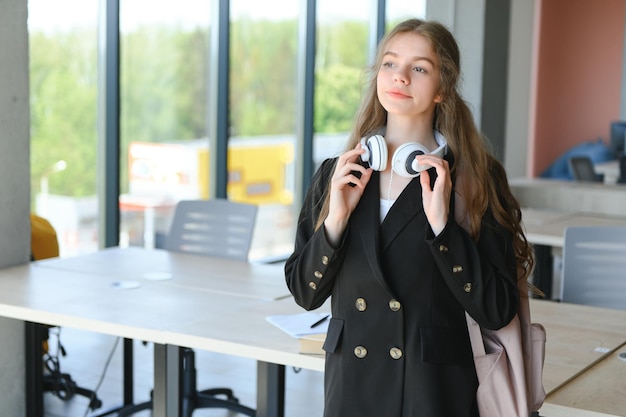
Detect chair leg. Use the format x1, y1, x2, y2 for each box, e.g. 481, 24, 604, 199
74, 385, 104, 411
116, 398, 153, 417
181, 348, 255, 417
194, 392, 256, 416
116, 347, 256, 417
43, 372, 103, 411
43, 351, 104, 412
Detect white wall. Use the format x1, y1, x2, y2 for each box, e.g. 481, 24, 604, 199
428, 0, 536, 177
0, 0, 31, 414
426, 0, 486, 125
622, 3, 626, 119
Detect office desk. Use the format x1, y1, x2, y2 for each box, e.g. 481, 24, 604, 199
0, 262, 196, 417
530, 300, 626, 395
37, 246, 290, 301
0, 248, 291, 417
3, 248, 625, 417
539, 403, 622, 417
521, 208, 626, 248
36, 246, 292, 415
146, 295, 626, 416
162, 295, 326, 372
545, 344, 626, 416
511, 177, 626, 219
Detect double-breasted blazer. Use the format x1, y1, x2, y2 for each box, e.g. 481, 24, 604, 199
285, 156, 519, 417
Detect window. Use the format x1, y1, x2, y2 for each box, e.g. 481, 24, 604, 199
119, 0, 211, 249
29, 0, 99, 257
229, 0, 299, 260
387, 0, 426, 29
314, 1, 372, 168
28, 0, 424, 259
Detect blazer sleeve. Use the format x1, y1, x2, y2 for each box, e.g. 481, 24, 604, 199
426, 210, 520, 330
284, 158, 348, 310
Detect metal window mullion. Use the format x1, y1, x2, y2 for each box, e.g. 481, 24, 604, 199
295, 0, 316, 205
369, 0, 386, 61
98, 0, 120, 248
208, 0, 230, 200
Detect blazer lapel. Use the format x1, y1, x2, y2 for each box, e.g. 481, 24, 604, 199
352, 172, 389, 291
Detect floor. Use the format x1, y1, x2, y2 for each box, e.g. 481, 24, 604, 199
43, 327, 325, 417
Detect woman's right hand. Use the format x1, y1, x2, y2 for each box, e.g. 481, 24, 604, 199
324, 143, 373, 245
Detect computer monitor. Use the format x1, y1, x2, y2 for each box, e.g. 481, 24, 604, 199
610, 120, 626, 158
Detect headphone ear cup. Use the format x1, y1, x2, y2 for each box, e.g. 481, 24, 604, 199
392, 142, 429, 177
362, 135, 387, 171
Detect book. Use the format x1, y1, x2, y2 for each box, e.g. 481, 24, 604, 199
265, 311, 330, 354
299, 333, 326, 355
265, 311, 330, 338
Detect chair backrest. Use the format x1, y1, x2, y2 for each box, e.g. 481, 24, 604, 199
164, 199, 257, 261
31, 213, 60, 260
617, 155, 626, 184
568, 156, 602, 182
561, 226, 626, 310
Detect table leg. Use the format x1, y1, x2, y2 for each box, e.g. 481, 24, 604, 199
153, 344, 181, 417
123, 338, 134, 404
25, 322, 45, 417
256, 362, 285, 417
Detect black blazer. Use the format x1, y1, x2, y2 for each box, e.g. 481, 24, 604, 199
285, 157, 519, 417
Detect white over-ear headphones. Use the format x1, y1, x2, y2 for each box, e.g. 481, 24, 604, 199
360, 131, 447, 177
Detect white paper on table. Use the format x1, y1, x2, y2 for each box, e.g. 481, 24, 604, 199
265, 311, 330, 337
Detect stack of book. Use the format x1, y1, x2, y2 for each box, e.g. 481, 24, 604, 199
297, 333, 326, 354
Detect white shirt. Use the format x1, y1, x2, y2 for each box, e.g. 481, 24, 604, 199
380, 198, 395, 223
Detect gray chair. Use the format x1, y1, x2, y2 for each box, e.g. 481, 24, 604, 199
165, 199, 257, 260
120, 199, 257, 417
617, 156, 626, 184
568, 156, 603, 182
561, 226, 626, 310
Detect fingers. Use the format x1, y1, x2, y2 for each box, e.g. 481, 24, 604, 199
418, 156, 451, 235
336, 143, 365, 167
419, 167, 431, 189
333, 145, 372, 189
416, 155, 450, 184
415, 154, 449, 174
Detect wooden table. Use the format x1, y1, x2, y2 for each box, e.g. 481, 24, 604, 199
3, 248, 625, 417
37, 246, 290, 301
545, 344, 626, 416
540, 403, 622, 417
530, 300, 626, 394
521, 208, 626, 248
1, 247, 290, 417
153, 296, 626, 416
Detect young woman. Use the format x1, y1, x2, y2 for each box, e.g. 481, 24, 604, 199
285, 18, 534, 417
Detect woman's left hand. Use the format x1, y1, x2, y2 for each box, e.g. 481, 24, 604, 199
417, 155, 452, 236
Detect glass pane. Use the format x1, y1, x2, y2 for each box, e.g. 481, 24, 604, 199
120, 0, 211, 249
387, 0, 427, 29
230, 0, 299, 260
314, 0, 372, 170
28, 0, 99, 257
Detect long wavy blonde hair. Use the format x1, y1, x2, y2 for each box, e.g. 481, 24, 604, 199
315, 19, 535, 284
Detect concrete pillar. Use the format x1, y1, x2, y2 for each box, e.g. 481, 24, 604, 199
0, 0, 31, 415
